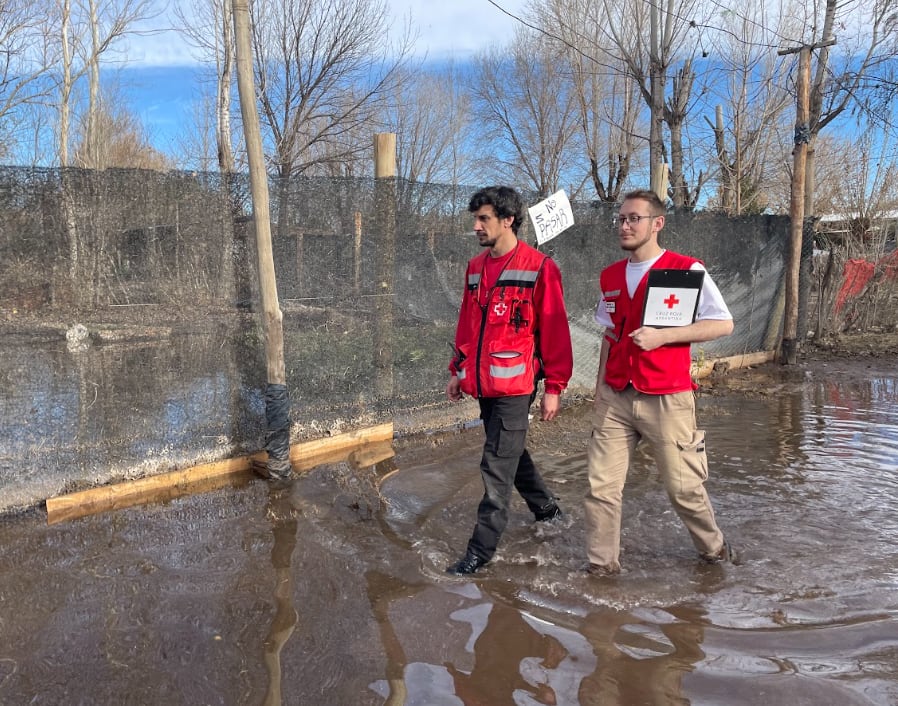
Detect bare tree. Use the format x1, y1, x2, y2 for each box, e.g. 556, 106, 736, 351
390, 63, 473, 187
577, 64, 642, 204
815, 131, 898, 253
246, 0, 410, 238
705, 0, 793, 214
57, 0, 157, 166
174, 0, 236, 174
534, 0, 709, 207
599, 0, 707, 205
0, 0, 56, 160
380, 63, 477, 235
71, 90, 170, 170
663, 57, 708, 210
797, 0, 898, 216
811, 130, 898, 336
472, 28, 582, 198
537, 0, 641, 202
249, 0, 409, 177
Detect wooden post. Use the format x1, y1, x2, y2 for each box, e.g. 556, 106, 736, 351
295, 227, 304, 299
780, 46, 811, 365
374, 133, 396, 178
651, 163, 669, 204
232, 0, 291, 477
373, 133, 396, 399
354, 211, 362, 293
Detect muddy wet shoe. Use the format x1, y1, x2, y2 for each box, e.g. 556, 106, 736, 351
585, 563, 620, 577
702, 539, 736, 564
253, 459, 293, 481
533, 501, 563, 522
445, 552, 487, 576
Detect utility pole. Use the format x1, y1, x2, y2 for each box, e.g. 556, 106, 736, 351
648, 0, 665, 195
777, 39, 835, 365
233, 0, 292, 479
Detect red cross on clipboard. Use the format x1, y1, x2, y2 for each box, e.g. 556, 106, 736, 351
663, 294, 680, 309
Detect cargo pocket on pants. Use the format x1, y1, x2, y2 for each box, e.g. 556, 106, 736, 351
496, 415, 528, 458
676, 430, 708, 481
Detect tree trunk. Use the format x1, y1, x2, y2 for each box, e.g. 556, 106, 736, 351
217, 0, 236, 175
781, 47, 811, 365
233, 0, 291, 478
87, 0, 101, 168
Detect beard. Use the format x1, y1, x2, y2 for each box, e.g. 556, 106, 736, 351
620, 231, 652, 251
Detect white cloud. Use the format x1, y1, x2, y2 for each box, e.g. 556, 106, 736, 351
125, 29, 201, 68
392, 0, 527, 59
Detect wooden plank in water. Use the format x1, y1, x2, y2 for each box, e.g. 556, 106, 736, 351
287, 423, 394, 463
45, 422, 394, 525
692, 350, 776, 379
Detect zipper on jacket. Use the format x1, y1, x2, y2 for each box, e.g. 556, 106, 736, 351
475, 305, 488, 397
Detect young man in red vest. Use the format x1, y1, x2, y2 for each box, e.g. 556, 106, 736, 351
586, 189, 735, 575
446, 186, 573, 575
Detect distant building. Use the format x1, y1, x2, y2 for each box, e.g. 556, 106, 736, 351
816, 210, 898, 251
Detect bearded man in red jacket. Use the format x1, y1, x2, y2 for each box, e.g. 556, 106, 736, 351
445, 186, 573, 576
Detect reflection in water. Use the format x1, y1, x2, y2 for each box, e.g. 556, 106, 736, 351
369, 362, 898, 704
365, 577, 707, 705
579, 605, 706, 705
366, 577, 598, 705
262, 486, 299, 706
0, 359, 896, 703
366, 571, 417, 705
0, 332, 265, 510
449, 599, 597, 706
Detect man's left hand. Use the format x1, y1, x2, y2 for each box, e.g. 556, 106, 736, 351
540, 393, 561, 421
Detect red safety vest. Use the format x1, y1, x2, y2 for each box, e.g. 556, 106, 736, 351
601, 250, 700, 394
452, 243, 551, 398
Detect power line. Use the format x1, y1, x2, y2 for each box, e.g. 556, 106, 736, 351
486, 0, 793, 59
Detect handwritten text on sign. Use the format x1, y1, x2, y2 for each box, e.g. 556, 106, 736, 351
528, 190, 574, 245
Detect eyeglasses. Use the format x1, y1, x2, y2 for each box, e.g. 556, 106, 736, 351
614, 214, 657, 226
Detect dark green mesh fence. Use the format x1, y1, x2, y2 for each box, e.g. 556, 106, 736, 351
0, 167, 800, 511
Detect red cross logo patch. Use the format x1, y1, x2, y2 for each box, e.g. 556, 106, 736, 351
663, 294, 680, 309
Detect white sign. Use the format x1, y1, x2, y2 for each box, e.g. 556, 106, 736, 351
528, 190, 574, 245
643, 286, 701, 327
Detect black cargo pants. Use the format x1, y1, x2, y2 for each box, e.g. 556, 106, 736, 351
466, 393, 555, 561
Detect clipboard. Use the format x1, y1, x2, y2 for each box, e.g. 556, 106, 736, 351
641, 269, 704, 328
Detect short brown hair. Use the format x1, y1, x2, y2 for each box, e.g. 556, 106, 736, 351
621, 189, 665, 215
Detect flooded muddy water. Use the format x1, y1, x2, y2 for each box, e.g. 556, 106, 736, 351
0, 357, 896, 705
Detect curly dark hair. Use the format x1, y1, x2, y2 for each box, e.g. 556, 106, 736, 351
468, 186, 526, 234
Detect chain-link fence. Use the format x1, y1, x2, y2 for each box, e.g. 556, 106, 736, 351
0, 167, 810, 510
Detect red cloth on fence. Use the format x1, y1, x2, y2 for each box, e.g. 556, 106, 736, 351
834, 259, 875, 315
834, 250, 898, 314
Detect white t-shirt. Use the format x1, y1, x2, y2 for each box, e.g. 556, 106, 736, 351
594, 251, 732, 328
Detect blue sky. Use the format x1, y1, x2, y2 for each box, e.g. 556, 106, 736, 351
125, 0, 528, 67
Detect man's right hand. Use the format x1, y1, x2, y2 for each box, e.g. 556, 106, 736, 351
447, 376, 463, 402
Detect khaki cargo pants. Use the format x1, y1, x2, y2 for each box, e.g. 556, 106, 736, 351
584, 383, 725, 572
